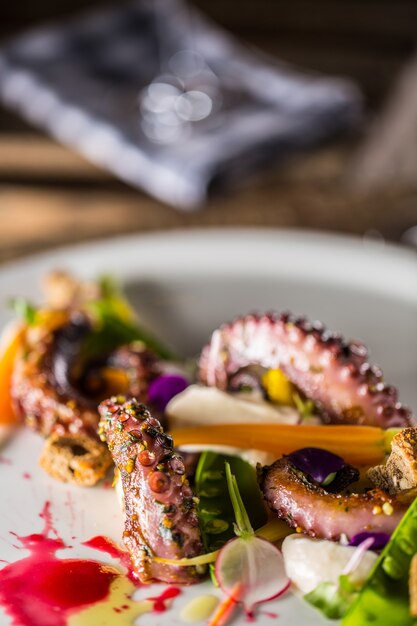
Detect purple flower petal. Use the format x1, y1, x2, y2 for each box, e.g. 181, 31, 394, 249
348, 531, 390, 551
148, 374, 189, 412
287, 447, 346, 484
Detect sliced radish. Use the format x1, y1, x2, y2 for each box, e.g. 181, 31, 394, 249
211, 462, 291, 619
215, 535, 290, 612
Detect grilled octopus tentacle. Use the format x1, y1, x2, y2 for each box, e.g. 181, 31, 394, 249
98, 397, 204, 584
199, 312, 413, 428
11, 313, 160, 485
260, 457, 409, 541
11, 314, 160, 437
12, 314, 97, 437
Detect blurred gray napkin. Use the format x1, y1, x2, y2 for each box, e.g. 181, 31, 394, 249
0, 0, 362, 209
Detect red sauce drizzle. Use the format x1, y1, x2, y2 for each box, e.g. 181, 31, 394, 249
0, 502, 118, 626
245, 610, 256, 622
0, 456, 11, 465
83, 535, 139, 584
83, 538, 182, 612
22, 472, 32, 480
245, 609, 279, 622
38, 501, 56, 535
146, 586, 181, 612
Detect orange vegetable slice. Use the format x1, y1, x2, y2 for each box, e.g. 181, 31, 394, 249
0, 323, 25, 425
171, 423, 391, 467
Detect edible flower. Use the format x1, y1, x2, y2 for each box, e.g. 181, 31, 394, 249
348, 532, 390, 551
148, 374, 189, 412
287, 447, 346, 485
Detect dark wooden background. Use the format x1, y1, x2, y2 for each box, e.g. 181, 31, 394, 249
1, 0, 417, 262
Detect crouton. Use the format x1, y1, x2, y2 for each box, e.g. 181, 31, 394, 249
368, 427, 417, 494
39, 432, 112, 486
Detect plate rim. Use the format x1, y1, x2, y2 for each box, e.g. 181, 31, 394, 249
1, 226, 416, 271
1, 227, 416, 306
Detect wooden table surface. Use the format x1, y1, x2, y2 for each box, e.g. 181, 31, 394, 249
1, 131, 417, 264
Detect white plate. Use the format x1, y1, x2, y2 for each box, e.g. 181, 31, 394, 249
1, 228, 417, 626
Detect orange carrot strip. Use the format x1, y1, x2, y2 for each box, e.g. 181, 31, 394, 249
171, 423, 388, 466
0, 324, 25, 425
208, 584, 242, 626
207, 595, 237, 626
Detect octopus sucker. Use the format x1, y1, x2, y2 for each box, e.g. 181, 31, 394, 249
198, 312, 414, 428
98, 397, 204, 584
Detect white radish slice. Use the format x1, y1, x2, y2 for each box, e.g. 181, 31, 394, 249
215, 536, 290, 612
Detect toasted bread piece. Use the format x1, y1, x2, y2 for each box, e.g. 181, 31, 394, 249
39, 432, 112, 486
42, 270, 100, 310
368, 427, 417, 494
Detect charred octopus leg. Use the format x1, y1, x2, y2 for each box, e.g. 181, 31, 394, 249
98, 397, 204, 584
12, 314, 160, 437
199, 312, 413, 428
11, 313, 160, 485
260, 456, 409, 541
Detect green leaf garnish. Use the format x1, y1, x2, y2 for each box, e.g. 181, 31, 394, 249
342, 495, 417, 626
84, 293, 177, 361
195, 451, 267, 581
293, 392, 315, 419
195, 452, 266, 551
98, 274, 118, 299
225, 462, 253, 538
8, 297, 37, 325
305, 576, 359, 620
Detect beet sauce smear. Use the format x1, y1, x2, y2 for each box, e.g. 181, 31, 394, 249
0, 502, 118, 626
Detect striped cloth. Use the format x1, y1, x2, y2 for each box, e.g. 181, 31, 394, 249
0, 0, 362, 209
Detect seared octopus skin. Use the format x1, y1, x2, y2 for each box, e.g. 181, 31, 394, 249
98, 397, 204, 584
11, 313, 160, 438
11, 314, 96, 437
259, 457, 408, 541
199, 312, 413, 428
